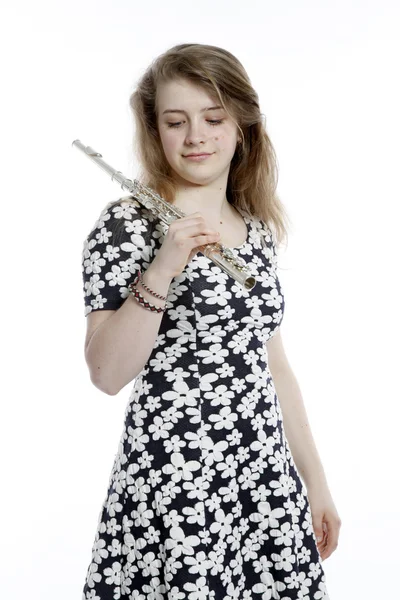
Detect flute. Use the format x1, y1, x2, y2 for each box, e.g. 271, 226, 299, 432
72, 140, 256, 291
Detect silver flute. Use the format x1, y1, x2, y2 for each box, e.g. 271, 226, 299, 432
72, 140, 256, 291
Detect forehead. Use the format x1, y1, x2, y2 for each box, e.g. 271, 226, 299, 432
156, 78, 219, 112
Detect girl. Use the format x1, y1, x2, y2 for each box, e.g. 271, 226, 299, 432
81, 43, 340, 600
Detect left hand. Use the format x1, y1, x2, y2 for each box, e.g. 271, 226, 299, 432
307, 483, 342, 561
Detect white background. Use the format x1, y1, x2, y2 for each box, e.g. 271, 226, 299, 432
1, 1, 399, 598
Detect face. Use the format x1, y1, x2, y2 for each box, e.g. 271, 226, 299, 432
156, 78, 240, 188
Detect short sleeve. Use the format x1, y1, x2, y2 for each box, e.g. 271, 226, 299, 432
81, 196, 157, 317
256, 219, 279, 272
267, 225, 279, 273
258, 219, 285, 337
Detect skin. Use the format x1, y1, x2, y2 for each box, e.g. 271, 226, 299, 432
155, 77, 241, 225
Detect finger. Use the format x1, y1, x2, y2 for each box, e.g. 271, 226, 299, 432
322, 518, 339, 557
316, 523, 329, 554
317, 523, 328, 544
313, 520, 324, 544
318, 537, 329, 561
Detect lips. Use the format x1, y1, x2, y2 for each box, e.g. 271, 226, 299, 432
185, 154, 211, 157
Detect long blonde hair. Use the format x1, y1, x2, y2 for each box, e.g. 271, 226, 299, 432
127, 43, 290, 247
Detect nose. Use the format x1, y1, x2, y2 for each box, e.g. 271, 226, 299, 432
185, 120, 207, 146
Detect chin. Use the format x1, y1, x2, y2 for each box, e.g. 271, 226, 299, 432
175, 161, 231, 184
171, 166, 215, 185
181, 173, 217, 186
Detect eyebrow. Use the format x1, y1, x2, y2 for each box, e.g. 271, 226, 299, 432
162, 105, 223, 115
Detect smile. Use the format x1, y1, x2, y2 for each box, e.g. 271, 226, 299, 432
184, 153, 213, 162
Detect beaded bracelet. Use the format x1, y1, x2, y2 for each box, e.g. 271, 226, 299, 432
128, 271, 166, 313
138, 270, 167, 301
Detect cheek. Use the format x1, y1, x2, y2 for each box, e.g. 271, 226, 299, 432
160, 133, 179, 158
213, 133, 236, 152
213, 134, 224, 147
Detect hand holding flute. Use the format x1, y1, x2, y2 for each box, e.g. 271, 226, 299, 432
152, 212, 221, 278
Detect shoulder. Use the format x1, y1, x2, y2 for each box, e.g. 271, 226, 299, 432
91, 195, 153, 232
81, 196, 159, 317
84, 195, 158, 250
250, 216, 278, 263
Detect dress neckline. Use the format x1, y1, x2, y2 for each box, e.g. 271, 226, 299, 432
223, 206, 251, 251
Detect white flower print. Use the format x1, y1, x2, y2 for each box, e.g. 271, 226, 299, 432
242, 307, 273, 330
127, 476, 150, 502
165, 526, 201, 558
142, 577, 167, 597
164, 433, 187, 454
131, 502, 154, 528
81, 201, 330, 600
83, 271, 105, 296
249, 501, 286, 531
127, 425, 149, 453
204, 384, 235, 407
270, 520, 297, 547
106, 518, 122, 538
91, 535, 108, 564
200, 284, 232, 306
205, 491, 223, 511
271, 546, 296, 572
149, 350, 177, 372
269, 473, 291, 498
198, 325, 226, 345
201, 436, 229, 466
235, 445, 251, 464
237, 393, 258, 419
163, 452, 202, 483
227, 331, 251, 354
237, 465, 261, 491
183, 576, 210, 600
83, 249, 106, 275
197, 343, 229, 365
164, 366, 192, 384
215, 363, 236, 378
241, 529, 262, 562
208, 406, 239, 430
148, 414, 175, 440
105, 492, 123, 518
182, 475, 210, 502
162, 379, 199, 408
182, 502, 206, 526
230, 377, 247, 394
224, 318, 240, 332
258, 268, 277, 289
184, 550, 211, 576
250, 429, 277, 458
262, 288, 284, 310
103, 560, 122, 585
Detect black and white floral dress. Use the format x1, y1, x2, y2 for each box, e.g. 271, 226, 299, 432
81, 196, 330, 600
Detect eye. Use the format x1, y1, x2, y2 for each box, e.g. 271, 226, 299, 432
166, 119, 224, 128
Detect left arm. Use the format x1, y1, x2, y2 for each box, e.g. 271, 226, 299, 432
265, 329, 328, 490
266, 328, 342, 560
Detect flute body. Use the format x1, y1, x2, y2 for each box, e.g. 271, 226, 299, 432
72, 140, 256, 291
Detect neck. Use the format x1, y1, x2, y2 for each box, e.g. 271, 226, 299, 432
172, 180, 231, 222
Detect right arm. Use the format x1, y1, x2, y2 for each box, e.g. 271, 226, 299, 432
85, 261, 172, 395
83, 205, 221, 396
